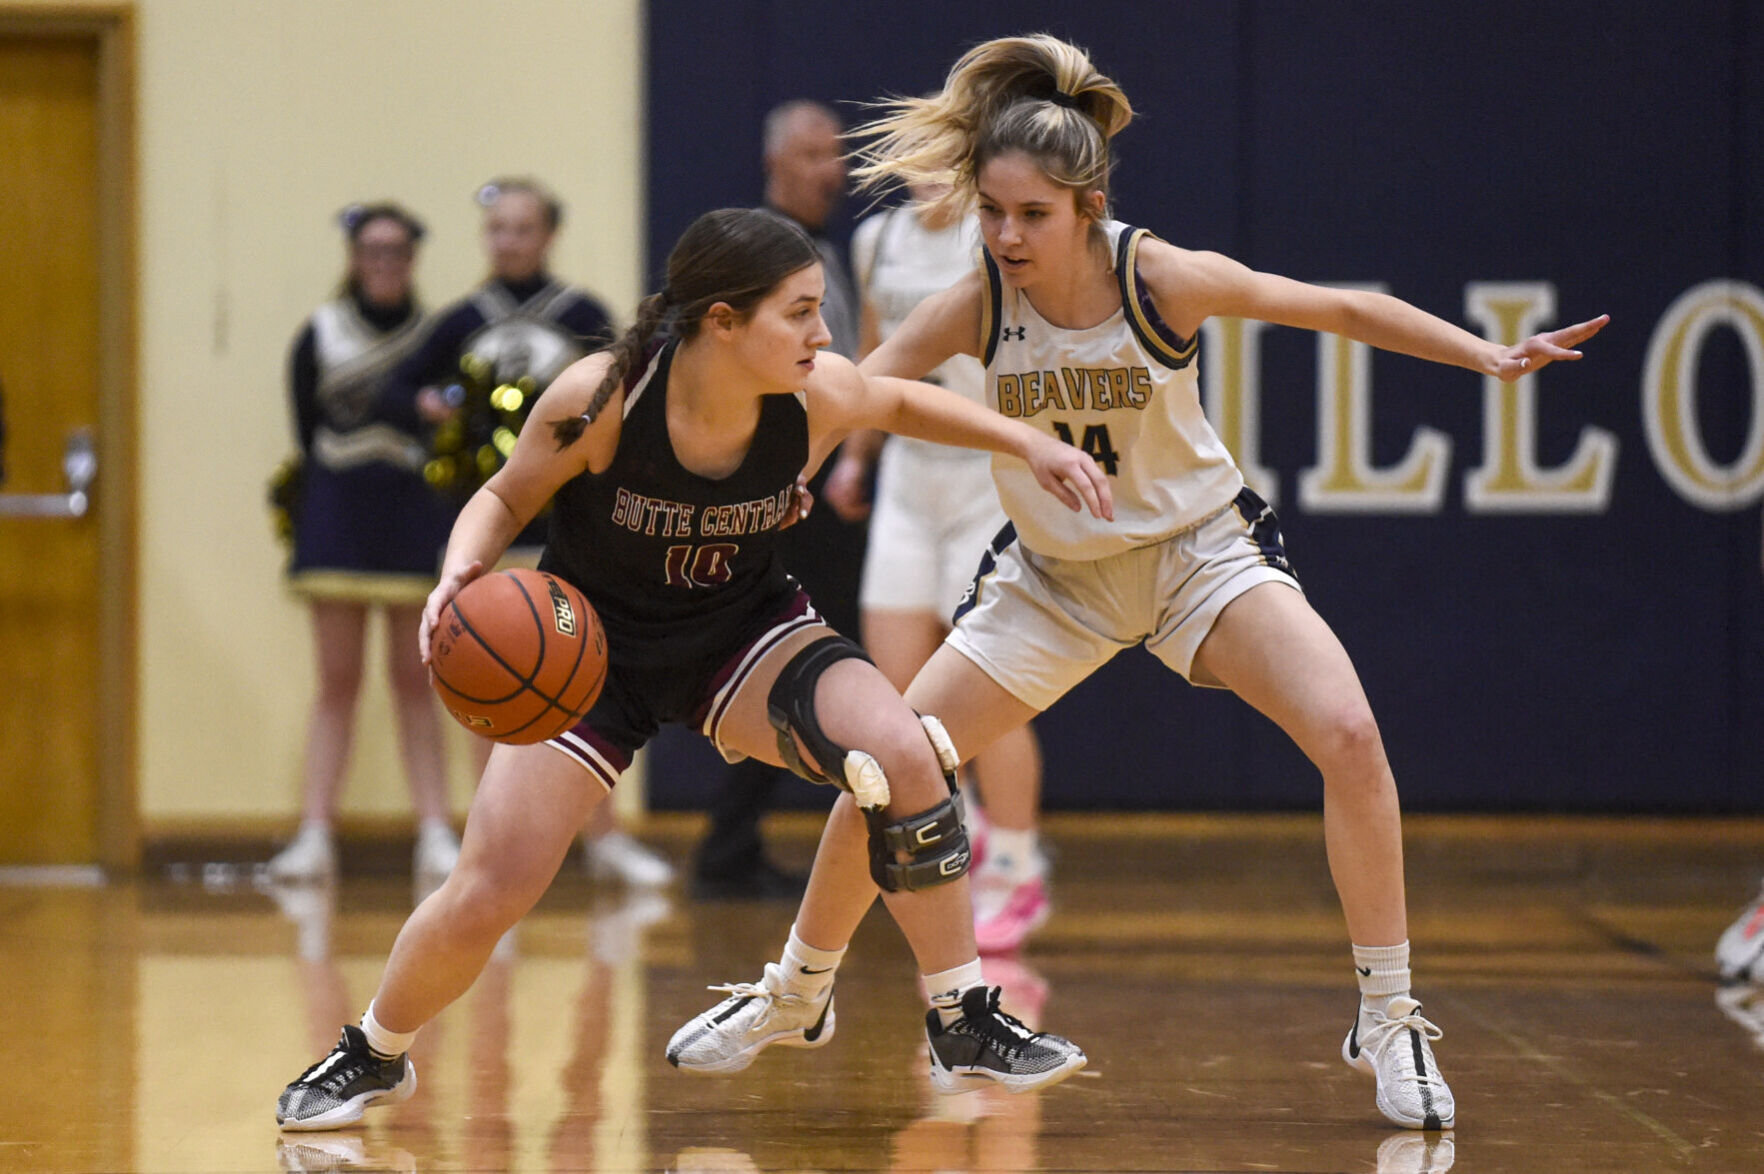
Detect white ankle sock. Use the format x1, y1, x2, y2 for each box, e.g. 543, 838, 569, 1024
781, 924, 846, 998
924, 959, 986, 1026
360, 1002, 418, 1059
1352, 941, 1412, 1014
985, 827, 1040, 878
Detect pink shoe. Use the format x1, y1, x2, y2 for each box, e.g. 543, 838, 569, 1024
973, 873, 1050, 954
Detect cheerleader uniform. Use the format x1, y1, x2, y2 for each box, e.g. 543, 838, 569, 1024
381, 274, 614, 549
287, 293, 452, 602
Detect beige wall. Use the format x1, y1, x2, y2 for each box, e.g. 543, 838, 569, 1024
19, 0, 646, 826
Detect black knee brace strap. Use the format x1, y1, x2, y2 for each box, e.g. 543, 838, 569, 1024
865, 779, 971, 893
766, 635, 874, 787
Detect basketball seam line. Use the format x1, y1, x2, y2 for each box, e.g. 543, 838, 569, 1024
438, 572, 585, 740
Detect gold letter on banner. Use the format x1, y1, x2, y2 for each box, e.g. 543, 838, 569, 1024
1199, 317, 1279, 505
1642, 280, 1764, 511
1464, 283, 1616, 512
1298, 285, 1450, 513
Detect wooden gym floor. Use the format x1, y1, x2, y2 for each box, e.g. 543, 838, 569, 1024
4, 812, 1764, 1173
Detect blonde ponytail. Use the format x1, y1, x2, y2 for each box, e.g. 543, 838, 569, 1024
851, 34, 1133, 218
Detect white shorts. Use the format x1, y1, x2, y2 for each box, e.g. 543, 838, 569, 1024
947, 487, 1302, 711
859, 440, 1006, 618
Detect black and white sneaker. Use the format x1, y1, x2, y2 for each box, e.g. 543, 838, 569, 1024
925, 985, 1086, 1094
1342, 997, 1455, 1130
276, 1025, 416, 1131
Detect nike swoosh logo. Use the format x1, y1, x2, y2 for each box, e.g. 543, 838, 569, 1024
1356, 966, 1372, 976
803, 994, 833, 1041
801, 966, 833, 975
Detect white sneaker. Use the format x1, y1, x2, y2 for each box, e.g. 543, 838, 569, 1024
1716, 881, 1764, 982
268, 824, 337, 884
1343, 996, 1456, 1130
1376, 1131, 1455, 1173
413, 821, 460, 882
666, 962, 834, 1073
583, 831, 675, 887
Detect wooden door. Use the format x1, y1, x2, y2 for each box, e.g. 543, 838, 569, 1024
0, 18, 134, 867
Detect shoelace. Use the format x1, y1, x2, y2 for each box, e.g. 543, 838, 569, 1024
1360, 1008, 1449, 1089
295, 1048, 379, 1091
966, 988, 1044, 1059
704, 976, 814, 1029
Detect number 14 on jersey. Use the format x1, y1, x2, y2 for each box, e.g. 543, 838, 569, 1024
1051, 422, 1120, 475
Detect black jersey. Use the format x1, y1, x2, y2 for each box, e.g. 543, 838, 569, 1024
539, 340, 806, 669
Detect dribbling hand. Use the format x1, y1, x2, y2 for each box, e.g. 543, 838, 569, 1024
419, 559, 484, 665
1495, 314, 1610, 382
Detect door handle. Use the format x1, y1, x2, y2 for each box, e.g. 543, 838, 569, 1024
0, 430, 96, 518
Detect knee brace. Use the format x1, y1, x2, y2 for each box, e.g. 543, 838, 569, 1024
766, 641, 971, 893
862, 714, 970, 893
766, 636, 890, 808
864, 777, 971, 892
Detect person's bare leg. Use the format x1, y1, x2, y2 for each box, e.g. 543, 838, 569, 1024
385, 604, 451, 825
1191, 583, 1406, 945
904, 644, 1043, 776
717, 628, 976, 970
968, 723, 1041, 829
862, 608, 1041, 827
370, 742, 605, 1031
861, 608, 945, 693
301, 601, 369, 824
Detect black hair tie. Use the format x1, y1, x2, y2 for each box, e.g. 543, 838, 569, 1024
1048, 89, 1081, 110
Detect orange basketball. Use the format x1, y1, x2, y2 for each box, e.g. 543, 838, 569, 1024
430, 568, 608, 744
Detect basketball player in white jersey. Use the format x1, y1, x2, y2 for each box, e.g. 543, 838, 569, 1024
826, 184, 1054, 954
676, 34, 1607, 1132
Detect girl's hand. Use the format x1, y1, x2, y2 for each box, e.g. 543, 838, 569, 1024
419, 559, 484, 665
1495, 314, 1610, 382
778, 475, 814, 531
1025, 433, 1114, 521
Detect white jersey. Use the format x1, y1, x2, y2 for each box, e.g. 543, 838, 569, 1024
308, 297, 429, 472
854, 206, 987, 460
982, 219, 1243, 560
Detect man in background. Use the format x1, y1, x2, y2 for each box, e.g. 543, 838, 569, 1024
690, 100, 868, 899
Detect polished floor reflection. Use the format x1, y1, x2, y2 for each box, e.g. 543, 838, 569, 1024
4, 813, 1764, 1173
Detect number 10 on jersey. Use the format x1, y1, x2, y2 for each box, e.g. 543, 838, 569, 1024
664, 543, 738, 588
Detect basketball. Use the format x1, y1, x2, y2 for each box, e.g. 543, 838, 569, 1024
430, 568, 608, 744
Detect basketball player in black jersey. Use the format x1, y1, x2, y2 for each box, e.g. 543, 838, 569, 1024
276, 207, 1111, 1131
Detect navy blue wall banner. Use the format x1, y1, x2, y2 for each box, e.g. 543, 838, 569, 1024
642, 1, 1762, 812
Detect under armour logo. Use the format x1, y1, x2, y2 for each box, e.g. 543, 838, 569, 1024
1001, 326, 1026, 342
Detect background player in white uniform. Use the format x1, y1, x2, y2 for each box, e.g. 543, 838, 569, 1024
683, 33, 1608, 1133
826, 183, 1054, 954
